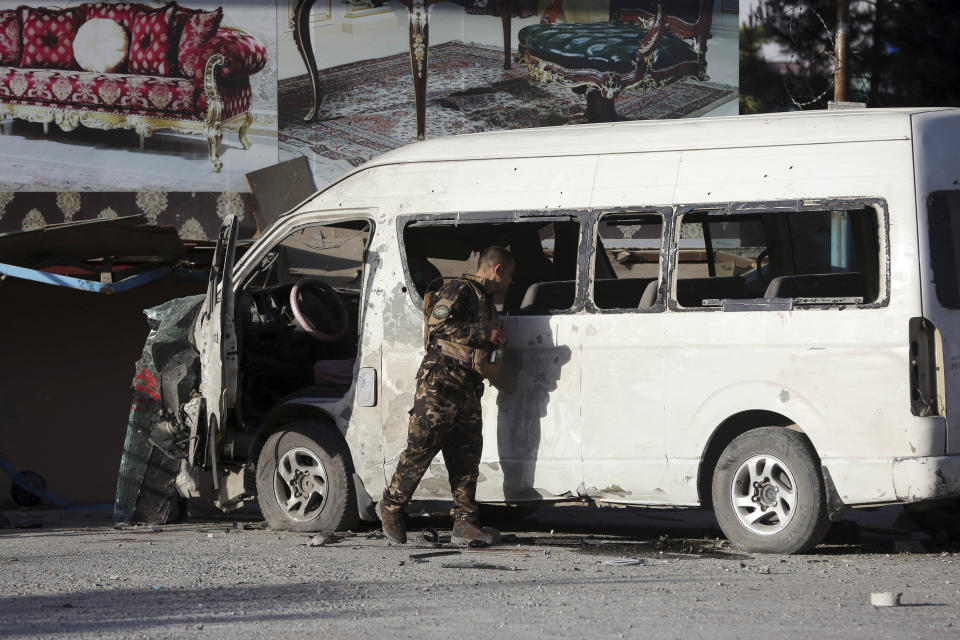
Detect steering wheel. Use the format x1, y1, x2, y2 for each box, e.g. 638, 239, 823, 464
755, 249, 771, 283
289, 278, 349, 342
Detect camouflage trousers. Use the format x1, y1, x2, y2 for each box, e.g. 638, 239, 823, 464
381, 357, 484, 523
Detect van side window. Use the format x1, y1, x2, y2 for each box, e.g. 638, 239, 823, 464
926, 191, 960, 309
591, 212, 663, 310
674, 207, 880, 308
402, 217, 581, 314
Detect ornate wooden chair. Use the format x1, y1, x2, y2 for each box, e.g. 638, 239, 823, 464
518, 0, 714, 121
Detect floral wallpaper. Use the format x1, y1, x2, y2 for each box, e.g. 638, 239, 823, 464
0, 191, 258, 240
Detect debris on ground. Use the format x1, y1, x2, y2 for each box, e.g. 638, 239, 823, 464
243, 522, 269, 531
870, 592, 902, 607
409, 550, 461, 563
893, 540, 927, 554
602, 558, 644, 566
308, 533, 337, 547
420, 528, 441, 546
440, 562, 516, 571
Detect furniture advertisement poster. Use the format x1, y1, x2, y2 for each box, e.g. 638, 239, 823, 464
0, 0, 737, 239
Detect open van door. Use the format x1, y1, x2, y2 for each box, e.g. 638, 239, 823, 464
196, 214, 239, 486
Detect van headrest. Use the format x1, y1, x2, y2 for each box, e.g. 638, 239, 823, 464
519, 280, 575, 312
763, 273, 866, 299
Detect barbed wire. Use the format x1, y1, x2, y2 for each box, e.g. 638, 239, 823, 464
756, 0, 840, 108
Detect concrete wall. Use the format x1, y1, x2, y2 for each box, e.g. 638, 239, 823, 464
0, 276, 205, 508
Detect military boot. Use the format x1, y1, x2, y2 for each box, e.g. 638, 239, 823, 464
451, 520, 501, 546
376, 502, 407, 544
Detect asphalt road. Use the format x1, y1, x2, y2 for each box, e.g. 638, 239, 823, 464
1, 505, 958, 640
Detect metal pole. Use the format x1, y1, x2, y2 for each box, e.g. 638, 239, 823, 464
835, 0, 849, 102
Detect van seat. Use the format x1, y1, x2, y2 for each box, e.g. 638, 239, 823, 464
519, 280, 575, 311
676, 277, 745, 307
638, 280, 659, 308
593, 277, 655, 308
763, 272, 866, 299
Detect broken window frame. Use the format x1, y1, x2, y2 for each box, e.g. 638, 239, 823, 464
396, 210, 588, 315
666, 198, 891, 313
584, 207, 671, 314
228, 215, 376, 425
238, 218, 376, 292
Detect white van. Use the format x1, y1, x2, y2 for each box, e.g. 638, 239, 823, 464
117, 108, 960, 553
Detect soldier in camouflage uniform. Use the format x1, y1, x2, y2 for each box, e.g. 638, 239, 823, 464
377, 246, 515, 545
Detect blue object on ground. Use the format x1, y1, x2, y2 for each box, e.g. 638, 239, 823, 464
0, 261, 173, 293
0, 451, 69, 508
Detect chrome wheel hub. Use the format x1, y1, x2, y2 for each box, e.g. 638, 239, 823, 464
730, 454, 797, 535
274, 447, 328, 522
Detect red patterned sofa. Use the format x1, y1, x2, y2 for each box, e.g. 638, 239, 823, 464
0, 2, 267, 171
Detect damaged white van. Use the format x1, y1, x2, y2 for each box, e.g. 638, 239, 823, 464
116, 108, 960, 553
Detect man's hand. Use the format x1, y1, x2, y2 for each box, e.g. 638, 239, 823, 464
489, 327, 506, 346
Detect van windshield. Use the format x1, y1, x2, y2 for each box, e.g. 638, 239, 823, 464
927, 190, 960, 309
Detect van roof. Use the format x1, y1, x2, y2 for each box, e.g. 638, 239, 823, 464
362, 107, 955, 167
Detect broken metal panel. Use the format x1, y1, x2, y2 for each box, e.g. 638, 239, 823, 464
0, 215, 184, 268
195, 216, 239, 493
246, 155, 318, 233
114, 294, 204, 525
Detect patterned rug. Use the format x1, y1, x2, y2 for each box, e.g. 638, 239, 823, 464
279, 41, 737, 175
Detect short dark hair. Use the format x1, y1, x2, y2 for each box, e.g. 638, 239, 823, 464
478, 245, 513, 270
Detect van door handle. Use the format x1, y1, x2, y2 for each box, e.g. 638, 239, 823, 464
357, 367, 377, 407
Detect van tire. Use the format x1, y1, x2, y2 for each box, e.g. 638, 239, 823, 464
711, 427, 830, 554
256, 420, 359, 532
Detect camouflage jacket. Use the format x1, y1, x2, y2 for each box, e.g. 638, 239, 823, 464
420, 274, 498, 390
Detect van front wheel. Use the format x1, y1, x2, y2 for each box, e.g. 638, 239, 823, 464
712, 427, 830, 554
256, 420, 359, 532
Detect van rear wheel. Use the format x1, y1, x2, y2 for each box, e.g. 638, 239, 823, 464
256, 420, 359, 532
712, 427, 830, 554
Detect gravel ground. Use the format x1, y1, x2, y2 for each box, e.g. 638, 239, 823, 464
1, 506, 959, 640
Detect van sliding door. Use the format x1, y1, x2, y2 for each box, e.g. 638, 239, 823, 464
388, 214, 585, 503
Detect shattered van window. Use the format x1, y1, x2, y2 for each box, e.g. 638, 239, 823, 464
675, 208, 880, 308
591, 212, 663, 310
927, 191, 960, 309
246, 223, 369, 290
403, 218, 581, 313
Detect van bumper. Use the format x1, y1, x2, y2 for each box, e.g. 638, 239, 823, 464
823, 456, 960, 506
892, 456, 960, 503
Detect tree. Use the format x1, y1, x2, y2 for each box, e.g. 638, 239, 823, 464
739, 19, 789, 113
745, 0, 960, 111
